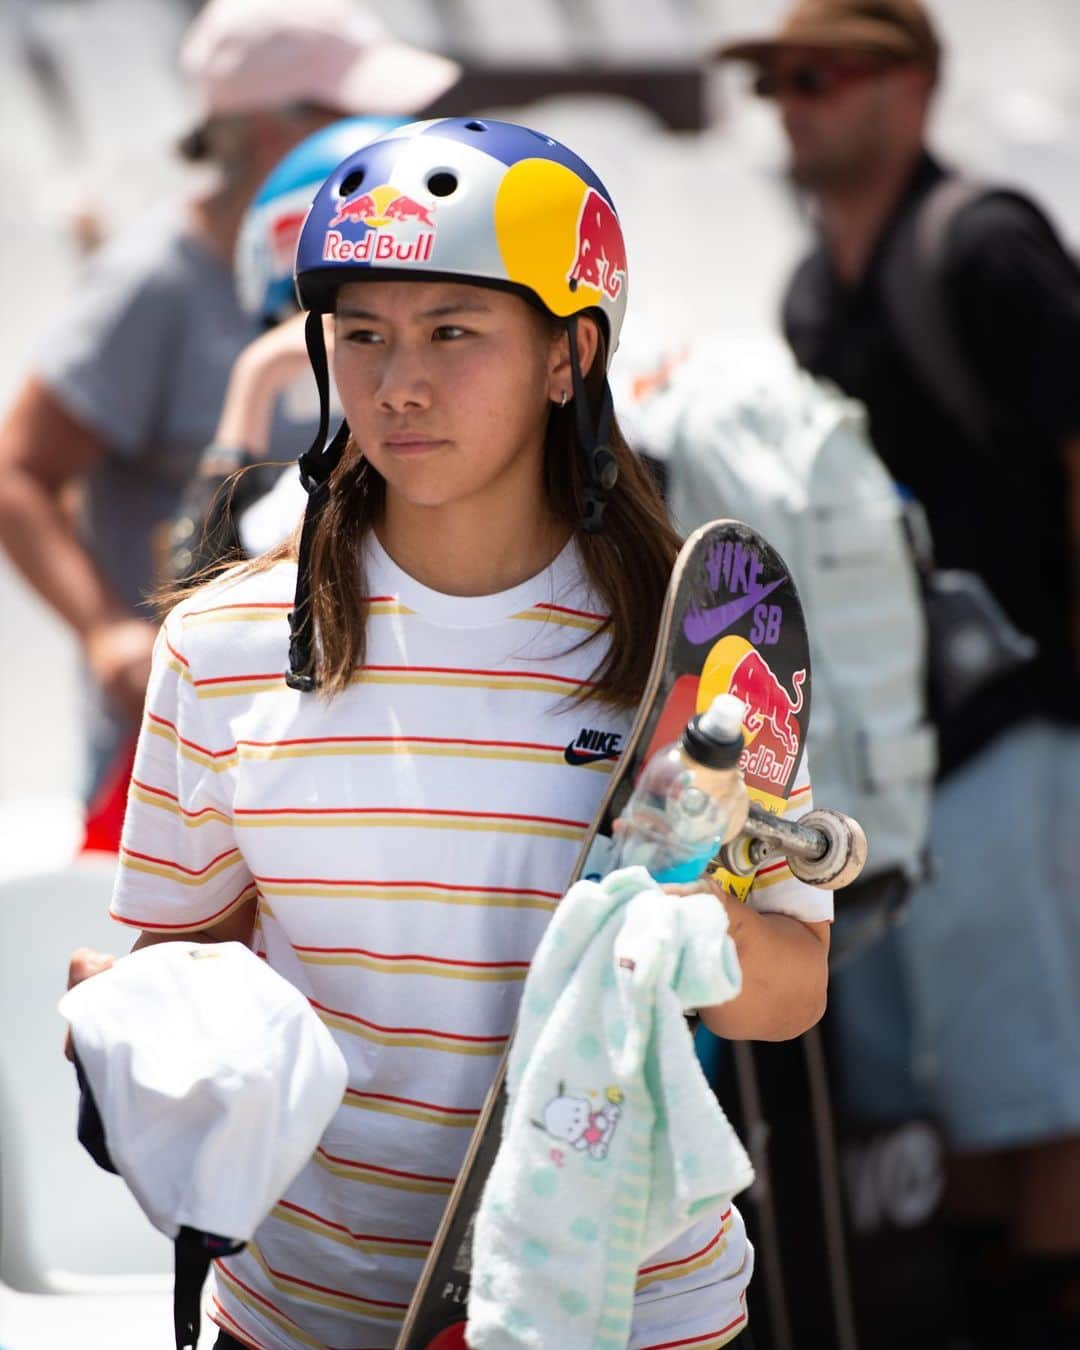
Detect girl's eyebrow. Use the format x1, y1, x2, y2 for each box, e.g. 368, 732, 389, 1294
336, 297, 493, 321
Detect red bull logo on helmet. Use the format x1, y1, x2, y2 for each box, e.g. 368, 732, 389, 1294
323, 183, 436, 264
567, 188, 626, 302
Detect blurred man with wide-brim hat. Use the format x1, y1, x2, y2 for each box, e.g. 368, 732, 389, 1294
716, 6, 1080, 1350
718, 0, 940, 215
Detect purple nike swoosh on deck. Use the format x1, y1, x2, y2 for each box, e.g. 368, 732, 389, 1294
682, 577, 785, 645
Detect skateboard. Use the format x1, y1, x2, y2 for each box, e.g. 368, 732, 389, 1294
395, 519, 860, 1349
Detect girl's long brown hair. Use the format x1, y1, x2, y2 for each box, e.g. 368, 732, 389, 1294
167, 317, 682, 710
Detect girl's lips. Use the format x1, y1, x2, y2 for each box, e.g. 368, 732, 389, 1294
383, 437, 447, 456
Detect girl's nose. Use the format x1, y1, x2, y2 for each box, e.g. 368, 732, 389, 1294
376, 347, 433, 413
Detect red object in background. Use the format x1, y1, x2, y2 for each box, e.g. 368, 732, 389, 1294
80, 735, 138, 853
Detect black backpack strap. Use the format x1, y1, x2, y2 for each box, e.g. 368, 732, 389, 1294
879, 175, 1066, 456
879, 176, 997, 451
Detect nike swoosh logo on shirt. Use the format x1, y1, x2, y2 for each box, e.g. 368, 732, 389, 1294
564, 746, 619, 767
682, 577, 785, 645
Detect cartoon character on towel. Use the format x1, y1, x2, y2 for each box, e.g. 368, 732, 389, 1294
535, 1084, 623, 1160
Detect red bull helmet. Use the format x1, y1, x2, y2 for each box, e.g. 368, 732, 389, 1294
294, 116, 628, 358
285, 117, 631, 691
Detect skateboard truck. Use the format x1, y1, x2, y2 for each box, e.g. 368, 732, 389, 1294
716, 804, 867, 891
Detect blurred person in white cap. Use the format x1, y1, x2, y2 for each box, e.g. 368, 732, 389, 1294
0, 0, 459, 820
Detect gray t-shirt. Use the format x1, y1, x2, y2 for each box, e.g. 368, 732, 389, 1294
35, 209, 316, 793
36, 208, 313, 613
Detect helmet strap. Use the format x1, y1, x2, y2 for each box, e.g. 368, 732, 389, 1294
286, 312, 351, 692
567, 315, 618, 533
173, 1226, 244, 1350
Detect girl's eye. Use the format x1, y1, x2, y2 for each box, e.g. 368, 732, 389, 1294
433, 325, 467, 341
342, 328, 382, 345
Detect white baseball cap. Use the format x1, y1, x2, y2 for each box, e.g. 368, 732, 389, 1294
59, 941, 348, 1347
180, 0, 461, 119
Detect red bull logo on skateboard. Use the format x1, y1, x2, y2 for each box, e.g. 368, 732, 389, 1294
567, 188, 626, 301
324, 183, 436, 264
699, 636, 805, 792
729, 650, 806, 757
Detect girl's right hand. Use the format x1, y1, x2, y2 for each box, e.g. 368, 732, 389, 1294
63, 948, 115, 1060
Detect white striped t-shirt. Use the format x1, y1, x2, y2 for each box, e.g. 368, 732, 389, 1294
110, 535, 830, 1350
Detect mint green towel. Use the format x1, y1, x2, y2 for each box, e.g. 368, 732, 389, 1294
468, 866, 754, 1349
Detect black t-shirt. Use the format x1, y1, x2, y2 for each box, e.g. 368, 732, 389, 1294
784, 154, 1079, 769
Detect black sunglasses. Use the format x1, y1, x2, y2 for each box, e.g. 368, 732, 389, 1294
753, 57, 893, 100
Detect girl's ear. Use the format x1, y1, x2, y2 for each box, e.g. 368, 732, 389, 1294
548, 315, 601, 402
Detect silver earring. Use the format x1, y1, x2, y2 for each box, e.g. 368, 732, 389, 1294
559, 390, 568, 407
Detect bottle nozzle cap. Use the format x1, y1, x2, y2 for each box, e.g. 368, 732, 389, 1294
699, 694, 747, 742
682, 693, 746, 768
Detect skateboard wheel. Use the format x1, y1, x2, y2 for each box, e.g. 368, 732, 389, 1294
716, 834, 757, 878
788, 808, 867, 890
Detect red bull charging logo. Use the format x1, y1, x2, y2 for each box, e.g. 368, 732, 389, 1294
324, 183, 435, 264
729, 650, 806, 757
567, 188, 626, 301
699, 635, 805, 791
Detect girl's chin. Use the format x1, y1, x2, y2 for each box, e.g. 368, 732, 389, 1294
383, 479, 468, 512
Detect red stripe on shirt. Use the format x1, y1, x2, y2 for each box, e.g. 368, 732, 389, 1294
532, 602, 609, 621
164, 635, 190, 667
235, 734, 568, 753
308, 997, 509, 1046
121, 844, 240, 876
637, 1308, 748, 1349
343, 1088, 482, 1117
315, 1145, 456, 1188
212, 1262, 309, 1330
110, 880, 256, 931
184, 597, 395, 618
235, 805, 588, 827
145, 712, 236, 759
637, 1213, 731, 1275
208, 1296, 262, 1348
252, 874, 561, 899
274, 1200, 432, 1250
192, 663, 600, 688
293, 943, 530, 971
130, 778, 228, 820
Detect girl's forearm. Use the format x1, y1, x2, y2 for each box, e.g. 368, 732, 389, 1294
695, 882, 830, 1042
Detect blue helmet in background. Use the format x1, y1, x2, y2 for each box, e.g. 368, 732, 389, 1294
235, 115, 408, 324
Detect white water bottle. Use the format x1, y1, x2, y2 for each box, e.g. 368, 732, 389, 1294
609, 694, 749, 884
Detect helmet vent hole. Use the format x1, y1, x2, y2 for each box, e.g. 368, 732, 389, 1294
464, 120, 487, 132
339, 169, 366, 197
426, 171, 458, 198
